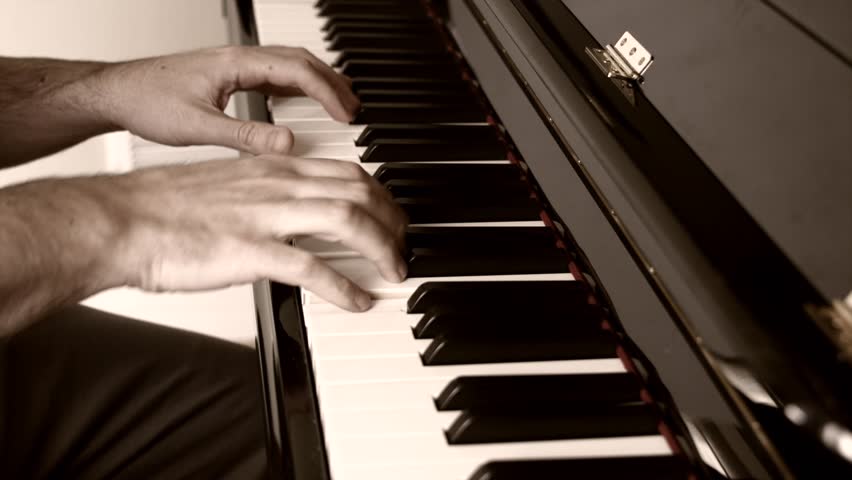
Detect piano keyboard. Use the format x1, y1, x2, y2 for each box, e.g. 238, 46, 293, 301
253, 0, 690, 478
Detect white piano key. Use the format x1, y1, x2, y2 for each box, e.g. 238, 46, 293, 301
290, 143, 366, 158
321, 406, 458, 437
305, 310, 420, 335
317, 378, 448, 410
331, 463, 472, 480
304, 298, 408, 316
304, 257, 573, 302
256, 22, 324, 33
331, 443, 672, 480
283, 120, 366, 134
292, 130, 358, 145
255, 7, 322, 17
271, 105, 334, 121
313, 356, 625, 385
309, 331, 430, 358
327, 433, 671, 468
273, 96, 324, 108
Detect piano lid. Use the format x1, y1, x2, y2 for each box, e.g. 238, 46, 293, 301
563, 0, 852, 302
452, 0, 852, 476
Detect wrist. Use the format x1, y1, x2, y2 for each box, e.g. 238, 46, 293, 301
29, 176, 132, 293
0, 176, 131, 329
59, 60, 125, 134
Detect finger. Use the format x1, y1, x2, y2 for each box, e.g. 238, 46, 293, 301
255, 241, 373, 311
276, 47, 359, 114
282, 175, 406, 245
197, 109, 295, 155
238, 52, 357, 122
268, 198, 408, 284
274, 156, 372, 181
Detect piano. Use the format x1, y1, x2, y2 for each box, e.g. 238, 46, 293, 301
223, 0, 852, 478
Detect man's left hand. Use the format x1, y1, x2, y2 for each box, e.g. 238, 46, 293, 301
92, 46, 359, 155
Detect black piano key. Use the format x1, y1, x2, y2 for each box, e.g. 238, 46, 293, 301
407, 281, 591, 313
395, 197, 540, 223
406, 227, 555, 250
406, 247, 568, 277
385, 179, 529, 199
333, 48, 450, 67
356, 88, 471, 104
324, 21, 433, 39
352, 102, 484, 124
420, 330, 618, 365
356, 124, 496, 146
341, 59, 459, 79
412, 303, 604, 338
328, 33, 445, 51
467, 456, 691, 480
316, 0, 413, 8
322, 14, 431, 32
444, 404, 657, 444
373, 163, 521, 183
361, 139, 504, 162
434, 373, 641, 411
351, 76, 468, 93
319, 3, 425, 17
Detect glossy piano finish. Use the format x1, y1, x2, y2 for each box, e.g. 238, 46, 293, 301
461, 0, 852, 477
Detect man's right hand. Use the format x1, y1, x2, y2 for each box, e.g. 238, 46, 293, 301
99, 155, 408, 312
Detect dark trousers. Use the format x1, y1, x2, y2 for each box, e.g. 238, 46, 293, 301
0, 305, 268, 479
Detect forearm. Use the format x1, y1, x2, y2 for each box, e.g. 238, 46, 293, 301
0, 57, 119, 166
0, 177, 124, 335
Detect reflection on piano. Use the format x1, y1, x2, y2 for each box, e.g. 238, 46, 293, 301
226, 0, 852, 478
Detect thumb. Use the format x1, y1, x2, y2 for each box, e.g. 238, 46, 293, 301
201, 110, 295, 155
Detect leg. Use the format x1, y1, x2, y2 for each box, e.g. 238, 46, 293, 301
0, 305, 267, 479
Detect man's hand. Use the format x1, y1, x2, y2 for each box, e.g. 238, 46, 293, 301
96, 46, 359, 155
0, 46, 359, 165
110, 155, 406, 310
0, 155, 408, 334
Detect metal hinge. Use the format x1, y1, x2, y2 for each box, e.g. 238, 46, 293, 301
585, 31, 654, 105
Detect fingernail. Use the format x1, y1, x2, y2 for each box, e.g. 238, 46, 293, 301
349, 101, 362, 118
355, 292, 373, 311
396, 263, 408, 283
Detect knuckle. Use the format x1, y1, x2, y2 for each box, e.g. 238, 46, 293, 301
335, 275, 359, 300
340, 161, 367, 179
328, 199, 362, 226
269, 128, 294, 153
348, 181, 374, 205
216, 45, 243, 65
291, 56, 314, 73
241, 155, 273, 176
291, 251, 320, 279
236, 122, 260, 148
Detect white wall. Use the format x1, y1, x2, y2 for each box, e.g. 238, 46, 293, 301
0, 0, 229, 59
1, 1, 257, 344
0, 0, 231, 185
